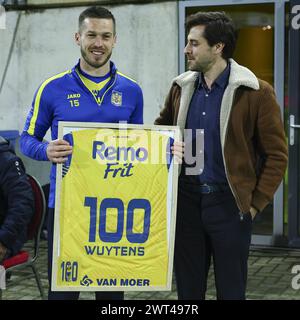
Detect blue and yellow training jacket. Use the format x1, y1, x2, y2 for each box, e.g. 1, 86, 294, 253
20, 60, 143, 208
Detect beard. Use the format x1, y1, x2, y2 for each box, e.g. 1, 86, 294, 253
187, 60, 209, 73
81, 47, 112, 69
187, 54, 215, 73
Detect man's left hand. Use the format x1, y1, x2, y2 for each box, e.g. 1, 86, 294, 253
171, 141, 185, 164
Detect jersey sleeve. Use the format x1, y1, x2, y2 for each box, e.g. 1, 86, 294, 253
20, 83, 53, 161
129, 84, 143, 125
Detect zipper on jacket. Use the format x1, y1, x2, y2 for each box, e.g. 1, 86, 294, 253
75, 68, 117, 107
221, 89, 245, 214
97, 75, 117, 106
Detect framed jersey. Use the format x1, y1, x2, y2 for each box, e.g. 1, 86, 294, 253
51, 122, 180, 291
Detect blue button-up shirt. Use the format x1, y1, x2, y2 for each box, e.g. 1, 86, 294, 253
181, 63, 230, 184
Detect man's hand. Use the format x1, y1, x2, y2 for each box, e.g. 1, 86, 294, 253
46, 139, 73, 163
171, 141, 185, 164
249, 207, 258, 220
0, 242, 7, 263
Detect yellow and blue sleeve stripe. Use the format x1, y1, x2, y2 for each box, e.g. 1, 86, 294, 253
27, 70, 71, 136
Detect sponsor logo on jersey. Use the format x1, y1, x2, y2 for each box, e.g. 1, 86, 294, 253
67, 93, 81, 99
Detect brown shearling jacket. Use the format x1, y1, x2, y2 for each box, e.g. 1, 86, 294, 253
155, 59, 288, 213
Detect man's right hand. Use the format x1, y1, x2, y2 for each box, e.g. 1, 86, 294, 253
46, 139, 73, 163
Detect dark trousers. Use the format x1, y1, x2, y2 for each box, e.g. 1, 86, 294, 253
47, 208, 124, 300
174, 182, 252, 300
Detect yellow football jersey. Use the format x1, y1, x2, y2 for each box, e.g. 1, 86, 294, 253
55, 128, 174, 290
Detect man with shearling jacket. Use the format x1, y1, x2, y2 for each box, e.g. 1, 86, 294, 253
0, 136, 34, 263
155, 12, 288, 300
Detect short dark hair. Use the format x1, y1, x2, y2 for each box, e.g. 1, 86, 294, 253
79, 6, 116, 34
186, 11, 237, 60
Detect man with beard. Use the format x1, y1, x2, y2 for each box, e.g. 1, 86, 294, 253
155, 11, 287, 299
20, 6, 143, 300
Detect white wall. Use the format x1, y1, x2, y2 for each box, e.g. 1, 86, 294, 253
0, 2, 178, 183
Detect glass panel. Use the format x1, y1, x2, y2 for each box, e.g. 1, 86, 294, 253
186, 4, 275, 235
298, 130, 300, 237
284, 1, 290, 238
287, 0, 300, 246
